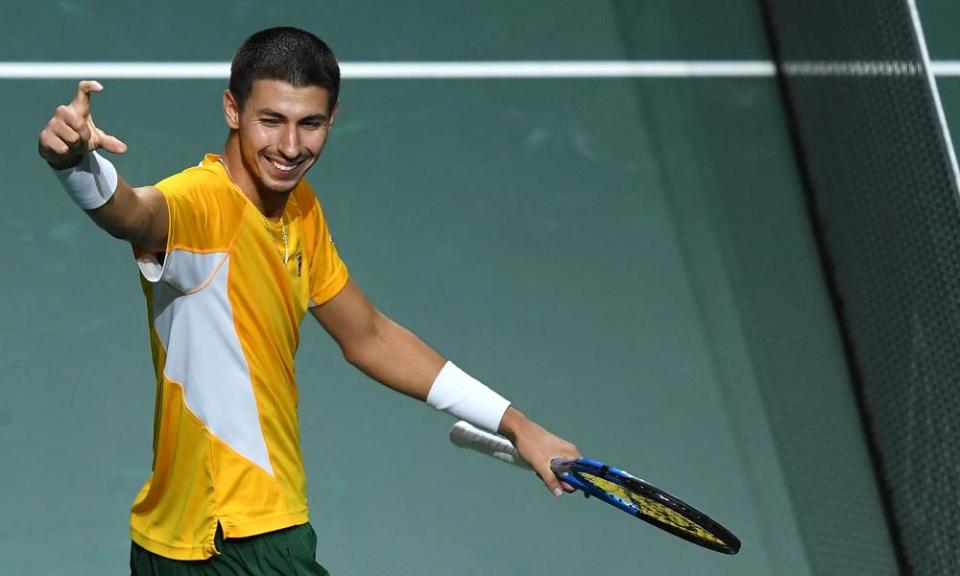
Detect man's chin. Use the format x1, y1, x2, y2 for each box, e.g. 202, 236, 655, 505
263, 179, 300, 195
258, 168, 305, 194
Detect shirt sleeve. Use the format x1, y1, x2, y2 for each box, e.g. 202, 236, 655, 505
157, 169, 232, 253
306, 196, 349, 307
136, 168, 234, 293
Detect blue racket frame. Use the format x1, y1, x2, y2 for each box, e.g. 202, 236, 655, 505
551, 457, 741, 555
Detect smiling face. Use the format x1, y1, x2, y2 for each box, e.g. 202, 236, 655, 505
224, 78, 337, 198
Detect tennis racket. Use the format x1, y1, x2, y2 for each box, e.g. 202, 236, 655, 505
450, 421, 741, 555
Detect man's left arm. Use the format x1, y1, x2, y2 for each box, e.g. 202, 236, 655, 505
311, 279, 579, 496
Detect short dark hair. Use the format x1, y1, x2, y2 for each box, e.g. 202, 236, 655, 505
230, 27, 340, 111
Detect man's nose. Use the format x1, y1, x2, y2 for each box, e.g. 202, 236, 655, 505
279, 126, 299, 158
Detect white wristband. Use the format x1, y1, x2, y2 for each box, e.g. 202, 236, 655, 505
426, 361, 511, 433
52, 151, 118, 210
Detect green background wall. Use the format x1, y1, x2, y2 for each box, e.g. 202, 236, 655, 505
6, 1, 951, 574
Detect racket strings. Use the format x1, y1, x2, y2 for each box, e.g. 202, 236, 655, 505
578, 472, 726, 547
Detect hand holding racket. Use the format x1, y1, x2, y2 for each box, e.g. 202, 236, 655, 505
451, 420, 741, 555
495, 409, 581, 497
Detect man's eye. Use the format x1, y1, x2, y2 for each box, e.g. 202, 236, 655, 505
261, 118, 280, 126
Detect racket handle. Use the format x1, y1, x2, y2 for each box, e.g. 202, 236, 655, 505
450, 420, 533, 470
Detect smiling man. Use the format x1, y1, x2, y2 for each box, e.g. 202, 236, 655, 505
38, 27, 578, 575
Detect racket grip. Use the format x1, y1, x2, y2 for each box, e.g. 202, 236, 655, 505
450, 420, 533, 470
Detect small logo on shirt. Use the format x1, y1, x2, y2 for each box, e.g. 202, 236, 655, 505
296, 253, 303, 277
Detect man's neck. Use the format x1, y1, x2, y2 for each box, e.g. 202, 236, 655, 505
222, 134, 290, 221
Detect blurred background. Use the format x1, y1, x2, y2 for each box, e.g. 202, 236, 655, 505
2, 1, 960, 574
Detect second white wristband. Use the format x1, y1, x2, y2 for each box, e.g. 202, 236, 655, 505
426, 361, 511, 433
53, 151, 118, 210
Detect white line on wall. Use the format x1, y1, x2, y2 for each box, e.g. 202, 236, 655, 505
4, 60, 960, 80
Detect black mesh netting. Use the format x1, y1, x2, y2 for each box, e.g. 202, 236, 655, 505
762, 1, 960, 575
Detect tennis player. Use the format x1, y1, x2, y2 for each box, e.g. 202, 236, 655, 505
38, 27, 578, 575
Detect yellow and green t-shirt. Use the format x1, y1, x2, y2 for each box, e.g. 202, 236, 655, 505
130, 154, 349, 560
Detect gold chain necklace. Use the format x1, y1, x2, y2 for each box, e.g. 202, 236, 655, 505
261, 213, 289, 264
218, 157, 289, 264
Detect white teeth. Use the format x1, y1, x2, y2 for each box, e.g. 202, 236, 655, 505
270, 159, 297, 172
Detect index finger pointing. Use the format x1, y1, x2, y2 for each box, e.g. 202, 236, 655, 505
71, 80, 104, 116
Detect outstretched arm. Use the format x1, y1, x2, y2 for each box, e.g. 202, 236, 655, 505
311, 280, 580, 495
38, 80, 168, 252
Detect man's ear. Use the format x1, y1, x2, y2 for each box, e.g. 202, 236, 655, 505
328, 100, 339, 128
224, 90, 240, 129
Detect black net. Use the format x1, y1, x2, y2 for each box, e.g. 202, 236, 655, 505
762, 1, 960, 575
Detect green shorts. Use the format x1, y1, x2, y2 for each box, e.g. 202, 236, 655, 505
130, 522, 330, 576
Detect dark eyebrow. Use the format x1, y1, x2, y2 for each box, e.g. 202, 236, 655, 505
256, 108, 329, 123
299, 114, 330, 123
256, 108, 286, 119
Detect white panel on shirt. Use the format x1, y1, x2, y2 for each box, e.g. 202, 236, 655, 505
139, 249, 274, 476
